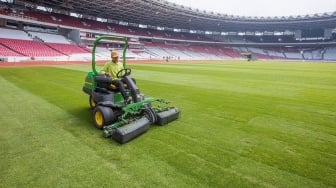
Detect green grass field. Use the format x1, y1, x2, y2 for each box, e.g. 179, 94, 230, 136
0, 61, 335, 187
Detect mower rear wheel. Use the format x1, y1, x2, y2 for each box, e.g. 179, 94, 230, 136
89, 95, 96, 109
93, 106, 115, 129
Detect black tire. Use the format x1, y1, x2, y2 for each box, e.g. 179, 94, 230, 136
89, 95, 96, 109
92, 105, 116, 129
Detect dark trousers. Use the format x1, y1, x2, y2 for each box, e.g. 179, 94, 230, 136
112, 80, 128, 99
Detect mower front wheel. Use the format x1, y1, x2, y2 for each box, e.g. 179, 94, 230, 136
93, 106, 115, 129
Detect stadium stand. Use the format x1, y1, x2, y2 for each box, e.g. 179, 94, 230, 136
283, 48, 303, 59
323, 47, 336, 60
45, 43, 90, 55
0, 38, 64, 57
28, 31, 70, 44
0, 1, 335, 62
265, 48, 286, 59
302, 49, 323, 60
0, 43, 21, 56
0, 27, 32, 40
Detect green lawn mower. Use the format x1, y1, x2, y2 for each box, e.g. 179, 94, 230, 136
82, 35, 180, 144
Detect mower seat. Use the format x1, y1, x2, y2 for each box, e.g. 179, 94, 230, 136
95, 75, 124, 91
95, 75, 136, 92
110, 83, 128, 90
95, 75, 112, 89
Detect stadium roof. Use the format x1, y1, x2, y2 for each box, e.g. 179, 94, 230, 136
21, 0, 336, 32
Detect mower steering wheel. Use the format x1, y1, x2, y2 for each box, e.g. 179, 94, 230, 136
116, 68, 131, 78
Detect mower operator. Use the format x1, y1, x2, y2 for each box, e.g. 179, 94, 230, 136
100, 51, 131, 103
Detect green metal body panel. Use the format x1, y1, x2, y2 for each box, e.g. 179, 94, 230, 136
83, 71, 96, 90
114, 93, 123, 102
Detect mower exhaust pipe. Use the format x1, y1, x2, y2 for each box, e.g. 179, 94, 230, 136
111, 116, 150, 144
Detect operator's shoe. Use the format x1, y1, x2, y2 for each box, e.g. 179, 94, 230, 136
125, 97, 132, 104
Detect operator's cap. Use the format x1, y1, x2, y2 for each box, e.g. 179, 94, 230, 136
111, 51, 119, 58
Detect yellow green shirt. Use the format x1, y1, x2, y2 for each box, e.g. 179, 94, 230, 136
100, 61, 124, 80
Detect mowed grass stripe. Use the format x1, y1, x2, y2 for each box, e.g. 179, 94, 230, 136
0, 67, 254, 187
1, 61, 335, 187
60, 61, 335, 187
0, 67, 279, 187
0, 76, 131, 187
134, 61, 336, 74
0, 72, 214, 187
138, 80, 335, 186
60, 62, 336, 94
134, 62, 336, 186
147, 129, 329, 188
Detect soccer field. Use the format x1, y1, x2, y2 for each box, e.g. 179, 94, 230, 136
0, 61, 335, 187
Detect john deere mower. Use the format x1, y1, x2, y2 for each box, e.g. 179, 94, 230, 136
82, 35, 180, 144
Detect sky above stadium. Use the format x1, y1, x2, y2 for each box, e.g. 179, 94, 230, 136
167, 0, 336, 17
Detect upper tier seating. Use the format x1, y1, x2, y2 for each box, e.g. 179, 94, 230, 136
0, 10, 217, 42
1, 9, 335, 61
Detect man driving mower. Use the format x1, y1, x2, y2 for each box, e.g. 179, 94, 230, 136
100, 50, 132, 104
